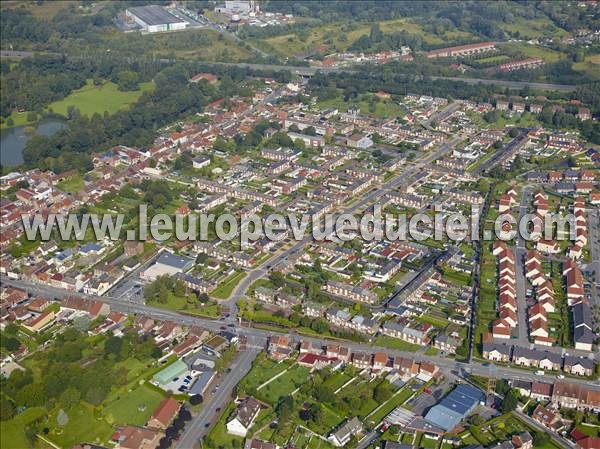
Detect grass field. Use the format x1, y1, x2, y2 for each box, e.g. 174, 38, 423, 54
499, 18, 568, 39
48, 79, 154, 118
501, 42, 564, 63
148, 295, 220, 318
212, 270, 247, 300
0, 406, 46, 449
255, 18, 478, 58
374, 335, 420, 352
1, 0, 76, 18
315, 92, 405, 119
255, 364, 311, 405
573, 53, 600, 81
57, 173, 85, 194
104, 383, 165, 426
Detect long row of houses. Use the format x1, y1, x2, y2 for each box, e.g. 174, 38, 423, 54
483, 343, 595, 377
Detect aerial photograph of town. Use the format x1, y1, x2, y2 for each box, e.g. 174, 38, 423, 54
0, 1, 599, 449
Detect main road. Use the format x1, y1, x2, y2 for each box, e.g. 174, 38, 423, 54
0, 50, 576, 92
4, 277, 598, 391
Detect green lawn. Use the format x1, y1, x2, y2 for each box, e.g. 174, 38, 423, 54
47, 401, 115, 448
239, 355, 295, 392
255, 365, 311, 405
104, 383, 165, 426
48, 79, 154, 118
0, 406, 46, 449
148, 295, 220, 318
57, 174, 85, 194
212, 271, 247, 300
366, 385, 414, 425
374, 335, 420, 352
573, 53, 600, 81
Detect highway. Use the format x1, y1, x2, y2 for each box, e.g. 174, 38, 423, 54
0, 50, 577, 92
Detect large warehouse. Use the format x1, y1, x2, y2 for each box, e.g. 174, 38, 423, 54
424, 384, 485, 431
125, 5, 188, 33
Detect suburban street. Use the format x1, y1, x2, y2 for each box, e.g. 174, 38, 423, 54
514, 187, 534, 347
4, 277, 599, 390
175, 340, 261, 449
224, 135, 465, 322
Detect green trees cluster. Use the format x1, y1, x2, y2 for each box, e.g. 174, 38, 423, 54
144, 275, 189, 304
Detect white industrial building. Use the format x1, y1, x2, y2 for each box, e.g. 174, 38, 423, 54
125, 5, 188, 33
216, 0, 259, 15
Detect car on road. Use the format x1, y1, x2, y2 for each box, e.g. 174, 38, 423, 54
215, 407, 221, 413
535, 370, 545, 376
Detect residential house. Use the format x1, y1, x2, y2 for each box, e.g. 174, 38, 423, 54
226, 397, 262, 437
147, 397, 181, 430
328, 417, 363, 447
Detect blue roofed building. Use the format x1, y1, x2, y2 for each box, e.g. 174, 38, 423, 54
424, 384, 485, 431
80, 242, 104, 256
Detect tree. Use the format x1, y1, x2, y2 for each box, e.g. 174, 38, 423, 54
508, 128, 519, 138
1, 335, 20, 352
313, 385, 335, 403
276, 395, 295, 421
373, 382, 391, 402
533, 431, 550, 447
190, 394, 203, 406
501, 389, 519, 412
0, 397, 15, 421
151, 346, 163, 359
16, 382, 46, 407
104, 335, 123, 358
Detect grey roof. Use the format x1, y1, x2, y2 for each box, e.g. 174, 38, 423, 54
424, 384, 484, 431
564, 356, 595, 370
156, 252, 195, 271
383, 443, 414, 449
512, 346, 561, 364
574, 326, 595, 344
511, 380, 531, 391
188, 370, 214, 395
572, 301, 592, 329
482, 343, 512, 356
127, 5, 186, 26
331, 417, 362, 440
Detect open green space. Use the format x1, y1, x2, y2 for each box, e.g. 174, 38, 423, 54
255, 364, 311, 405
48, 79, 154, 118
57, 173, 85, 194
103, 383, 165, 427
211, 270, 247, 300
374, 335, 420, 352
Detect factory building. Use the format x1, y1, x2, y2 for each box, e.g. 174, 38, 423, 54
125, 5, 188, 33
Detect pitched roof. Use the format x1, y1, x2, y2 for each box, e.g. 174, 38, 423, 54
150, 397, 180, 428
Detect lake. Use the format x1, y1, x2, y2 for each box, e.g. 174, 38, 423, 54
0, 119, 68, 167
